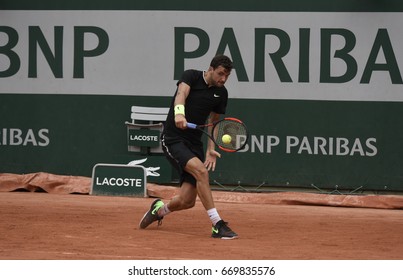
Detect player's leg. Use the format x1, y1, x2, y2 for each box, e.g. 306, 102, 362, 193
184, 157, 238, 239
184, 157, 215, 210
139, 139, 197, 229
157, 156, 209, 215
140, 138, 238, 238
138, 182, 197, 229
159, 156, 215, 213
162, 181, 197, 212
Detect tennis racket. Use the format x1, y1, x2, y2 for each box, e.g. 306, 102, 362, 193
187, 117, 249, 152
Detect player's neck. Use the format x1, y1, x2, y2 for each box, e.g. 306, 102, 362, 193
203, 71, 213, 87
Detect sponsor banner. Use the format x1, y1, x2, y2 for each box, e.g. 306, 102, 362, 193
1, 11, 403, 102
91, 164, 147, 197
1, 7, 402, 192
127, 129, 160, 148
211, 98, 403, 191
1, 94, 401, 191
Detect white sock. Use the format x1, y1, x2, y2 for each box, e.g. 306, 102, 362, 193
158, 204, 171, 217
207, 208, 221, 226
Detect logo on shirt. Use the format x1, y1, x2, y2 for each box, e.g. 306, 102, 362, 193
214, 94, 220, 98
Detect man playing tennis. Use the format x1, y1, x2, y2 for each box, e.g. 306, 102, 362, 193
139, 54, 238, 239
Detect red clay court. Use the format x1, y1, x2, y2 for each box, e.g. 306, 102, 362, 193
1, 173, 403, 260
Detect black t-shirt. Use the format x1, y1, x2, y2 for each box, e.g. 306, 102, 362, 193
163, 69, 228, 145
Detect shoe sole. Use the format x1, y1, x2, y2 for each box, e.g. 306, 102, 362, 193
220, 236, 239, 240
138, 211, 151, 229
212, 235, 239, 240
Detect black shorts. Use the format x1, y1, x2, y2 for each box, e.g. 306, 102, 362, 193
161, 134, 204, 186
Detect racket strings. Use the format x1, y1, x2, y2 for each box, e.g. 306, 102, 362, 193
214, 120, 248, 151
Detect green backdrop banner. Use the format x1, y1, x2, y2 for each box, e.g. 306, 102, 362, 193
1, 3, 402, 192
1, 94, 402, 191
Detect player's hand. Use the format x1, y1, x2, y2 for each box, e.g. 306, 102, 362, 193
204, 149, 221, 171
174, 114, 187, 129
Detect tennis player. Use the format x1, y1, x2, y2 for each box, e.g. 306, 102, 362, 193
139, 54, 238, 239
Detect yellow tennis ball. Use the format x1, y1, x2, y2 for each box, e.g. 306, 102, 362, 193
222, 134, 232, 144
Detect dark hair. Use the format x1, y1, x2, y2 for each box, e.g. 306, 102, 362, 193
210, 54, 233, 71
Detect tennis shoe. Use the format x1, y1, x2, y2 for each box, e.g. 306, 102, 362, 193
211, 220, 238, 239
139, 199, 164, 229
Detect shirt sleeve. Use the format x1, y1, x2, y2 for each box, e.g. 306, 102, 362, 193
176, 69, 196, 87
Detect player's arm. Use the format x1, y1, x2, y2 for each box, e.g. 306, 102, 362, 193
205, 112, 221, 171
174, 82, 190, 129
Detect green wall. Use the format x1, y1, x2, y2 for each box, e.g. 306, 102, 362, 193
1, 1, 402, 192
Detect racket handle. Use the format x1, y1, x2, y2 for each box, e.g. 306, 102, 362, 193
186, 123, 197, 129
